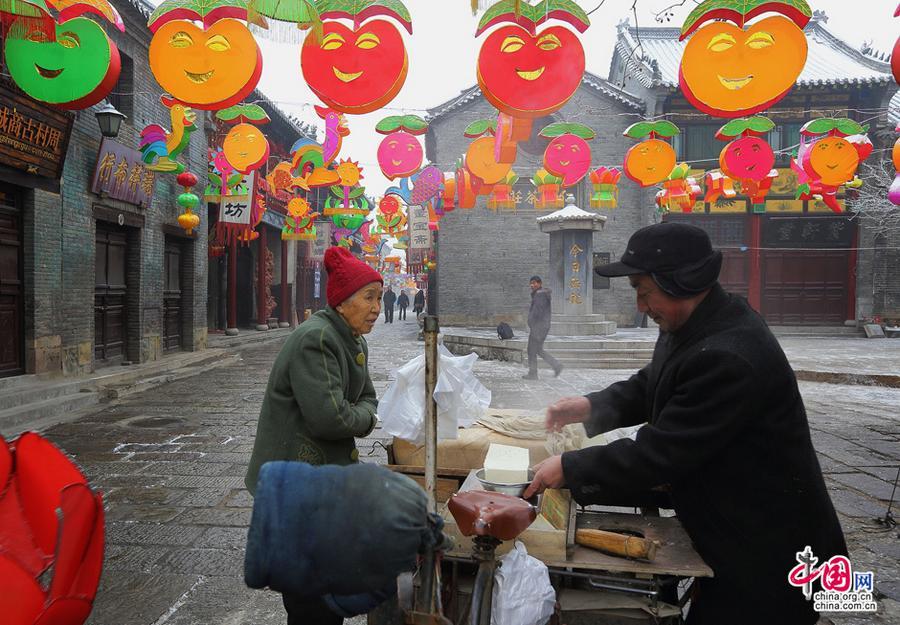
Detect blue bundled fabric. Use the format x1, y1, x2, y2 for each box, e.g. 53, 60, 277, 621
244, 461, 429, 601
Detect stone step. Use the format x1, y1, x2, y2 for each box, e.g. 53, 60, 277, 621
770, 326, 864, 338
546, 349, 654, 361
549, 321, 617, 336
100, 353, 240, 400
0, 378, 91, 412
539, 358, 647, 370
0, 392, 99, 437
543, 343, 655, 352
0, 373, 48, 394
89, 350, 229, 389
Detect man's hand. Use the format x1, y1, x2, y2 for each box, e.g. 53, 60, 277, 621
523, 455, 565, 499
546, 396, 591, 432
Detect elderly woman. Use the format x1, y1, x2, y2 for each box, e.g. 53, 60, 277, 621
245, 246, 383, 625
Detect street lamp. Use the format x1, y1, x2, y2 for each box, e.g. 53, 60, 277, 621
94, 101, 126, 138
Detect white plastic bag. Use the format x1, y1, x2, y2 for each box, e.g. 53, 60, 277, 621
491, 541, 556, 625
380, 345, 491, 442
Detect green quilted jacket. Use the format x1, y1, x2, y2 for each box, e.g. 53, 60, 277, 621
245, 307, 378, 495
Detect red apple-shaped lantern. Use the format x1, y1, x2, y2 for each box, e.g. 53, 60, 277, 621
623, 121, 680, 188
716, 116, 777, 205
475, 0, 590, 119
300, 0, 412, 114
376, 114, 427, 181
893, 4, 900, 85
539, 122, 594, 187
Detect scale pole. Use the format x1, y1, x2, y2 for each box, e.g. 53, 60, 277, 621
423, 315, 439, 514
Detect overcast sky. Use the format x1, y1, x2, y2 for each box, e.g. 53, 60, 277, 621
160, 1, 898, 198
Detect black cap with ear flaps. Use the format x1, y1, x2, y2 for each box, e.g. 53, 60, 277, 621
595, 222, 722, 298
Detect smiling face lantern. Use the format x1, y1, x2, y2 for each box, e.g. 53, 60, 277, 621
216, 104, 271, 175
376, 115, 427, 181
716, 116, 777, 205
300, 0, 412, 114
147, 0, 262, 111
475, 1, 589, 119
540, 122, 594, 188
800, 118, 870, 188
622, 121, 680, 188
679, 0, 811, 118
4, 0, 125, 109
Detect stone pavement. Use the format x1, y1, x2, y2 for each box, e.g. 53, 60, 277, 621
24, 318, 900, 624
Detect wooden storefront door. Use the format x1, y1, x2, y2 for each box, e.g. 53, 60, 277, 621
163, 238, 183, 352
760, 250, 850, 325
0, 185, 24, 377
95, 224, 128, 362
759, 216, 855, 326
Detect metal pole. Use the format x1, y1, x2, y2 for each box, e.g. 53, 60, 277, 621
423, 315, 439, 514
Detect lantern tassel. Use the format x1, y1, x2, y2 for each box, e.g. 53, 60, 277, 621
471, 0, 478, 14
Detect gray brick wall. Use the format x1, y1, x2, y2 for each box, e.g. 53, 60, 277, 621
429, 87, 656, 329
21, 2, 211, 375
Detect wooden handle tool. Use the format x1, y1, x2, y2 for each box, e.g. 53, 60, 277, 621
575, 528, 660, 561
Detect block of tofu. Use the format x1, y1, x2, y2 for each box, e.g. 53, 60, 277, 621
483, 443, 530, 483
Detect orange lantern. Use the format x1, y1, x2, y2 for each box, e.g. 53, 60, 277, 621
679, 0, 811, 118
464, 119, 512, 186
148, 2, 262, 111
623, 121, 679, 188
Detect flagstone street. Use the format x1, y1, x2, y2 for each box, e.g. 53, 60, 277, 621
22, 319, 898, 625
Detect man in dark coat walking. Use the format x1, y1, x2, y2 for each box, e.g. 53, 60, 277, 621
525, 223, 846, 625
413, 289, 425, 316
382, 286, 396, 323
524, 276, 562, 380
396, 290, 409, 320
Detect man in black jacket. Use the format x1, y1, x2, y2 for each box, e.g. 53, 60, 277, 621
524, 276, 562, 380
525, 223, 846, 625
382, 286, 396, 324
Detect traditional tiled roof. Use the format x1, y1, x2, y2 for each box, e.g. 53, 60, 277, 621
614, 11, 893, 90
426, 70, 644, 122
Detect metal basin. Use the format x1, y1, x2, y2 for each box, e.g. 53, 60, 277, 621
474, 468, 535, 498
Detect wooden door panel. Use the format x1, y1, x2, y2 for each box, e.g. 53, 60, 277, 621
761, 251, 849, 325
95, 226, 128, 363
163, 240, 182, 352
0, 298, 21, 375
0, 189, 23, 377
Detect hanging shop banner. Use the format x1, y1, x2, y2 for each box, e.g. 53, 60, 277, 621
218, 171, 256, 227
0, 83, 73, 183
309, 221, 332, 259
407, 205, 432, 250
91, 137, 156, 207
762, 216, 855, 249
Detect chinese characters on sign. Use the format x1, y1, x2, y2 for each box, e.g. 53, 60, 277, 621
408, 205, 433, 250
0, 84, 73, 181
309, 222, 332, 259
568, 241, 585, 306
788, 546, 877, 613
91, 138, 156, 207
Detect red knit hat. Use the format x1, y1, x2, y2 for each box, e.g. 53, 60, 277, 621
324, 246, 383, 308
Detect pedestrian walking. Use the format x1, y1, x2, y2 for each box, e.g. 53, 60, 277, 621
397, 290, 409, 320
245, 245, 383, 625
523, 276, 562, 380
383, 286, 396, 323
525, 223, 846, 625
412, 288, 425, 316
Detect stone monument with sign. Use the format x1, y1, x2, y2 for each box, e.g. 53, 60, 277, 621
537, 195, 616, 336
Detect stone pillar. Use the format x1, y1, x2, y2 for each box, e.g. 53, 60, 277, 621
537, 195, 616, 336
